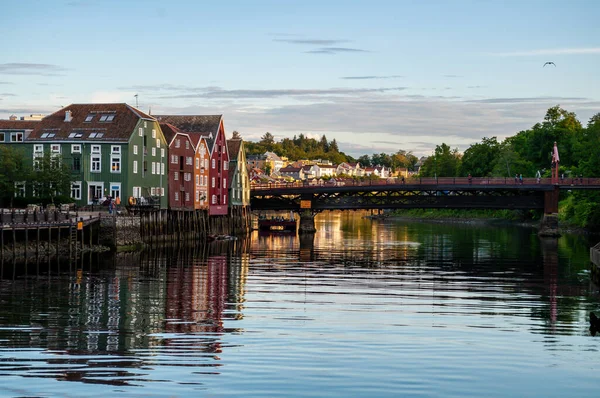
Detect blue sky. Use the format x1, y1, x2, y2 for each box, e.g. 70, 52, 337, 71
1, 0, 599, 156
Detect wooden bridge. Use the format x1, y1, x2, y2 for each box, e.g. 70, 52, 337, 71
251, 176, 600, 232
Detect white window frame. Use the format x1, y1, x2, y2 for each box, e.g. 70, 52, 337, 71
34, 144, 44, 154
51, 144, 61, 154
139, 127, 143, 136
174, 192, 179, 201
175, 139, 180, 148
195, 175, 199, 185
224, 161, 228, 170
71, 144, 81, 154
10, 132, 23, 142
91, 145, 101, 154
161, 163, 165, 175
152, 129, 156, 139
71, 181, 82, 200
133, 145, 138, 155
212, 159, 215, 169
156, 139, 161, 148
195, 158, 200, 169
111, 145, 121, 154
174, 171, 179, 181
152, 147, 156, 156
161, 148, 165, 157
185, 192, 190, 202
212, 177, 215, 187
91, 155, 101, 172
151, 162, 156, 175
186, 156, 193, 165
111, 156, 121, 173
133, 160, 138, 174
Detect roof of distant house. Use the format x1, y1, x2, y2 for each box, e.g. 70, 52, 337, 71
27, 103, 153, 142
0, 120, 40, 130
279, 166, 302, 172
227, 139, 242, 162
155, 115, 221, 151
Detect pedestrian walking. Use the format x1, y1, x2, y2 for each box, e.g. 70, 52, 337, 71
468, 173, 472, 184
519, 174, 523, 184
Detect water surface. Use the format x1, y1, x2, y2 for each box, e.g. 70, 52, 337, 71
0, 213, 598, 397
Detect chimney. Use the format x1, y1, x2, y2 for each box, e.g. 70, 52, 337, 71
65, 110, 72, 122
9, 115, 17, 121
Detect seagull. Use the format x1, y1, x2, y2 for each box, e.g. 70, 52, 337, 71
543, 62, 556, 67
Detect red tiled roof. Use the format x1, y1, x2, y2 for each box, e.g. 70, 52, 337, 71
0, 120, 40, 130
27, 103, 153, 142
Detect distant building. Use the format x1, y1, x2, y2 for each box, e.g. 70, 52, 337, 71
279, 166, 305, 180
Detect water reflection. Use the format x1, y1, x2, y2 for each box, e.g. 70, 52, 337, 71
0, 213, 598, 397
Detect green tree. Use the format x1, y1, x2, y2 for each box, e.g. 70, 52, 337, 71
0, 146, 28, 207
30, 152, 74, 205
419, 143, 461, 177
460, 137, 500, 176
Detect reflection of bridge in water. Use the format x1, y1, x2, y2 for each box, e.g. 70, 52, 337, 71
251, 177, 600, 232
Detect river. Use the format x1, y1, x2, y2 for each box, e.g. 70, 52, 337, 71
0, 212, 598, 397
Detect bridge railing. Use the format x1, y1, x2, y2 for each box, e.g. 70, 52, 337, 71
252, 176, 600, 191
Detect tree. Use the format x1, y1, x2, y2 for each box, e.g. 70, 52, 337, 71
460, 137, 500, 176
419, 143, 461, 177
357, 155, 371, 167
329, 139, 339, 153
231, 130, 242, 140
260, 132, 275, 151
0, 146, 28, 207
30, 152, 73, 205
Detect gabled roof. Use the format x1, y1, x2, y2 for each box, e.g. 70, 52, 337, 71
227, 139, 242, 162
159, 123, 182, 144
26, 103, 154, 142
155, 115, 221, 151
0, 120, 40, 130
280, 166, 302, 172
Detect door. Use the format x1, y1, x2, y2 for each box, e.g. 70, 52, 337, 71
88, 182, 104, 204
110, 183, 121, 201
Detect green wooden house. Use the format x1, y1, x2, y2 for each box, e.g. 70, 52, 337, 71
227, 138, 250, 207
22, 104, 168, 207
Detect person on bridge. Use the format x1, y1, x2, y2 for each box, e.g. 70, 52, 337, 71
468, 174, 472, 184
536, 170, 541, 183
519, 174, 523, 184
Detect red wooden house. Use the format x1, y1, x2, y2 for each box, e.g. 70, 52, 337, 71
156, 115, 229, 216
160, 123, 196, 209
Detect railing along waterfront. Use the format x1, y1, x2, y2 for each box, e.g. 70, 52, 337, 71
252, 177, 600, 190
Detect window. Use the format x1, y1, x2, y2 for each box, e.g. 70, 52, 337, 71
15, 182, 25, 198
91, 155, 101, 172
85, 114, 94, 122
204, 159, 209, 169
224, 178, 227, 189
71, 182, 82, 200
133, 160, 138, 174
139, 127, 143, 136
224, 161, 228, 170
0, 132, 4, 142
99, 114, 115, 122
185, 140, 189, 149
144, 121, 147, 128
152, 147, 156, 157
171, 155, 178, 164
184, 173, 191, 181
174, 171, 178, 181
51, 144, 61, 153
196, 158, 200, 169
212, 177, 215, 188
195, 175, 199, 185
34, 144, 43, 154
185, 192, 190, 202
212, 194, 217, 204
111, 145, 120, 154
89, 132, 104, 138
11, 132, 23, 142
71, 144, 81, 153
223, 195, 226, 204
161, 187, 165, 196
222, 145, 226, 154
111, 156, 121, 173
151, 162, 156, 175
186, 156, 192, 165
156, 139, 160, 148
151, 187, 156, 196
152, 129, 156, 139
161, 148, 165, 157
196, 191, 199, 201
212, 159, 215, 169
68, 132, 83, 138
175, 139, 180, 148
133, 145, 138, 155
161, 163, 164, 175
91, 145, 101, 154
174, 192, 179, 201
73, 157, 81, 171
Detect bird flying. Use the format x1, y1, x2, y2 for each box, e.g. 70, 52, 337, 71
543, 62, 556, 67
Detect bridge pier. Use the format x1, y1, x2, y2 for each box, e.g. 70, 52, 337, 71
539, 213, 560, 237
298, 211, 317, 234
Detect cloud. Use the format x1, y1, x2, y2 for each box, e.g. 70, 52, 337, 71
306, 47, 369, 54
488, 47, 600, 56
0, 81, 13, 85
156, 86, 407, 99
274, 39, 348, 45
0, 63, 68, 76
443, 75, 462, 78
467, 96, 588, 104
0, 93, 16, 97
341, 75, 404, 80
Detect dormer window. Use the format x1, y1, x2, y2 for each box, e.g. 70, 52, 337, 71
98, 114, 115, 122
85, 114, 95, 122
88, 132, 104, 138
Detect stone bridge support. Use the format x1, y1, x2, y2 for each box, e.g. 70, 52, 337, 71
298, 210, 317, 234
539, 186, 560, 237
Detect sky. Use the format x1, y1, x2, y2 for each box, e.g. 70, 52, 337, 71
1, 0, 599, 157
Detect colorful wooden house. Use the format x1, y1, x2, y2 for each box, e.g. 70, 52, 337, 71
227, 138, 250, 208
155, 115, 229, 216
160, 123, 196, 209
22, 104, 168, 207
